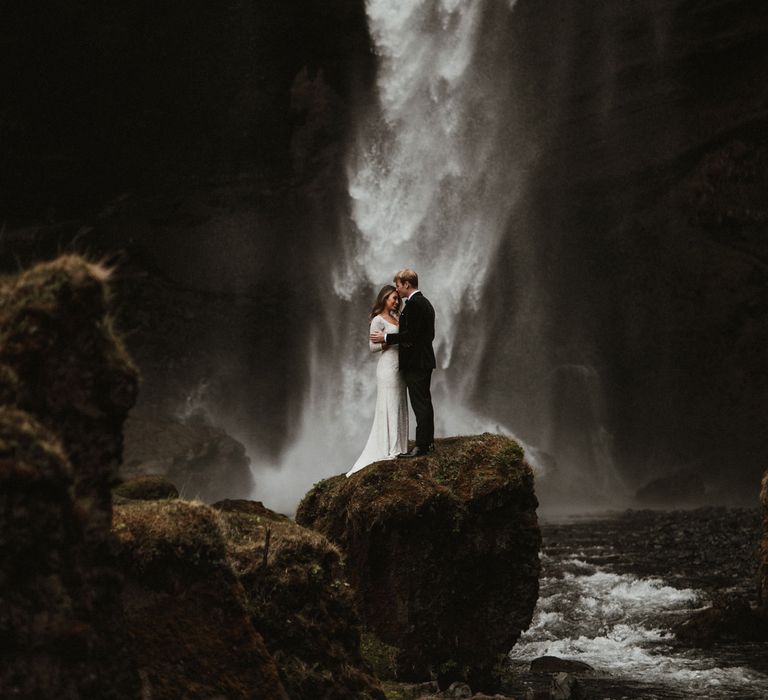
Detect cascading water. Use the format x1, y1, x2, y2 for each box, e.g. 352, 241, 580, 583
252, 0, 628, 514
252, 0, 542, 513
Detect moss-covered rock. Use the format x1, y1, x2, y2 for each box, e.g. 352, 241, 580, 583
0, 407, 112, 697
0, 255, 140, 697
296, 434, 541, 690
113, 474, 179, 502
0, 255, 139, 533
214, 498, 385, 700
114, 500, 288, 699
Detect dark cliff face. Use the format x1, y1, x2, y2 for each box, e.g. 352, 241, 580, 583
1, 1, 375, 457
1, 0, 373, 224
471, 0, 768, 500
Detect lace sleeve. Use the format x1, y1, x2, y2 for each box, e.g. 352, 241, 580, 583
369, 316, 386, 353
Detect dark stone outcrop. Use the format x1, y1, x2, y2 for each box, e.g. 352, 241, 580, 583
296, 434, 541, 690
0, 256, 140, 697
530, 657, 594, 675
213, 498, 385, 700
674, 594, 767, 647
122, 411, 253, 502
635, 470, 706, 506
113, 500, 288, 699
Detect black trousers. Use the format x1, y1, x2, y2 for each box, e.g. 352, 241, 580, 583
402, 367, 434, 449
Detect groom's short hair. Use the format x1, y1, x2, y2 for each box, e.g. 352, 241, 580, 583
395, 268, 418, 288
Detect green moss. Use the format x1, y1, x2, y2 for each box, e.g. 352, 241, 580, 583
113, 500, 229, 586
360, 631, 400, 681
493, 440, 525, 467
113, 474, 179, 501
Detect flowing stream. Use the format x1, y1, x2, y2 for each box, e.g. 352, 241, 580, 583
507, 510, 768, 699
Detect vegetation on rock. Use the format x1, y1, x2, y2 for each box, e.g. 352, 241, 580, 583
0, 256, 140, 697
297, 434, 541, 690
113, 500, 288, 699
214, 498, 385, 700
113, 474, 179, 501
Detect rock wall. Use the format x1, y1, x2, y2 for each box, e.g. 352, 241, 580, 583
297, 434, 541, 690
478, 0, 768, 499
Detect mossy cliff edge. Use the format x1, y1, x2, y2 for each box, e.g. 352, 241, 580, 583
297, 435, 542, 690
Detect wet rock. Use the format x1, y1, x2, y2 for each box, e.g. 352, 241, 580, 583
113, 500, 288, 699
674, 594, 766, 647
635, 470, 706, 506
122, 411, 254, 503
297, 434, 541, 689
530, 656, 594, 674
446, 681, 473, 698
214, 498, 384, 700
550, 672, 584, 700
113, 474, 179, 501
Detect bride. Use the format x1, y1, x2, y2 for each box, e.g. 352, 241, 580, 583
346, 285, 408, 476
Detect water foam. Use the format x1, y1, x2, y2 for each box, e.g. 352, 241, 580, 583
511, 555, 768, 699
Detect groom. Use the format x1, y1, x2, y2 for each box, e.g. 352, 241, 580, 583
370, 268, 436, 457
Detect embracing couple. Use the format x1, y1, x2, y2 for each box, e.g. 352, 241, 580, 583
346, 268, 436, 477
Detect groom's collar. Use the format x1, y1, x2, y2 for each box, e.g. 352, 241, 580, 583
406, 289, 420, 301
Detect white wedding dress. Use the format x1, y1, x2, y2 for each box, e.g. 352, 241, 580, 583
346, 315, 408, 476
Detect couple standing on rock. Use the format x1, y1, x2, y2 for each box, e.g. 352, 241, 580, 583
346, 268, 436, 476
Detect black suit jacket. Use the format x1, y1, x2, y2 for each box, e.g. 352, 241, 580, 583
386, 291, 436, 371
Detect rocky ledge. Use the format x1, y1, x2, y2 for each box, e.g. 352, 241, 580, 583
297, 434, 541, 691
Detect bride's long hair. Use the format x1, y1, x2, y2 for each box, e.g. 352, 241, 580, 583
370, 284, 399, 320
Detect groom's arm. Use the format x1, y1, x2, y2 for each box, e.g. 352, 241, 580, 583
384, 298, 433, 346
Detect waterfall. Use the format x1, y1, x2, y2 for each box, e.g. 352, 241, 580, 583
252, 0, 626, 514
250, 0, 541, 514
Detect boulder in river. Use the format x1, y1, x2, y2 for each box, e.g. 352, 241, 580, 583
296, 433, 541, 690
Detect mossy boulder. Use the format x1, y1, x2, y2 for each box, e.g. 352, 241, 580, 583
0, 406, 140, 697
214, 498, 385, 700
113, 474, 179, 502
0, 255, 140, 697
113, 500, 288, 699
0, 255, 139, 526
296, 434, 541, 690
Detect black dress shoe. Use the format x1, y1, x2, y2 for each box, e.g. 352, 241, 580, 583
397, 445, 431, 459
